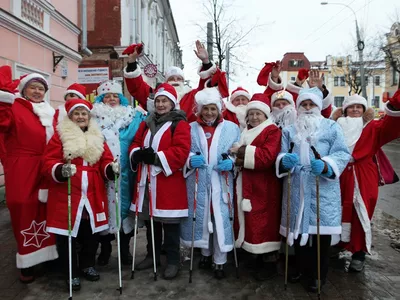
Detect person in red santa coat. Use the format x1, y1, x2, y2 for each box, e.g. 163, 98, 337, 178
129, 83, 191, 279
223, 87, 251, 131
331, 92, 400, 272
0, 66, 58, 283
123, 41, 228, 122
53, 83, 87, 128
230, 93, 282, 281
42, 99, 118, 290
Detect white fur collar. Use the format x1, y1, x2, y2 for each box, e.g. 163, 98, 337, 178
57, 118, 104, 165
31, 101, 55, 143
239, 119, 274, 146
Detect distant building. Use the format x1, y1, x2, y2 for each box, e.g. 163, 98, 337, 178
383, 22, 400, 98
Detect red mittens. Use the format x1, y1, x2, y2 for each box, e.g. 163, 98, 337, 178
0, 65, 19, 93
256, 62, 277, 86
122, 43, 144, 55
297, 68, 310, 81
210, 69, 229, 98
388, 89, 400, 109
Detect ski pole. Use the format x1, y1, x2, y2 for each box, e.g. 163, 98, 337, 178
311, 146, 321, 299
114, 156, 122, 295
147, 165, 157, 281
222, 153, 239, 278
131, 163, 141, 280
67, 154, 73, 300
189, 152, 200, 283
285, 142, 295, 290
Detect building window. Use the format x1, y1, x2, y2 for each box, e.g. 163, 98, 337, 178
340, 76, 346, 86
337, 61, 343, 68
290, 76, 296, 82
21, 0, 44, 29
289, 60, 304, 68
334, 96, 345, 107
373, 96, 380, 108
334, 76, 339, 86
374, 76, 380, 86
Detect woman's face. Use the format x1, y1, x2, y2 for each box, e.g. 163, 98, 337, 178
247, 109, 267, 127
231, 96, 249, 107
201, 104, 219, 122
70, 107, 90, 129
103, 93, 120, 107
155, 96, 174, 115
345, 104, 365, 118
273, 99, 291, 110
24, 81, 46, 103
299, 100, 317, 111
65, 93, 80, 101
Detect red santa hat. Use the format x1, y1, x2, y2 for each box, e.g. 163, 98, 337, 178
64, 83, 86, 100
18, 73, 48, 93
65, 98, 93, 115
271, 90, 295, 107
342, 94, 368, 112
230, 87, 251, 102
154, 83, 178, 107
195, 87, 223, 112
97, 80, 123, 96
165, 66, 185, 81
246, 93, 271, 118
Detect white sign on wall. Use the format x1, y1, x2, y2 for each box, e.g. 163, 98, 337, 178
78, 67, 110, 84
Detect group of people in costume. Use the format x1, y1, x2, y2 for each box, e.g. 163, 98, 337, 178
0, 39, 399, 295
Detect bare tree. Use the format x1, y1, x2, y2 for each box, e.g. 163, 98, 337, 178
382, 23, 400, 89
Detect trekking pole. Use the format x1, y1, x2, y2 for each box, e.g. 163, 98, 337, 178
114, 156, 122, 295
285, 142, 295, 290
131, 163, 141, 280
222, 153, 239, 278
67, 154, 73, 300
311, 146, 321, 300
147, 165, 157, 281
189, 152, 201, 283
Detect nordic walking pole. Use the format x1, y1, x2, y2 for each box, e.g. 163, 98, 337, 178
114, 156, 122, 294
284, 142, 295, 290
189, 152, 200, 283
222, 153, 239, 278
147, 165, 157, 281
67, 154, 73, 300
131, 163, 141, 280
311, 146, 321, 300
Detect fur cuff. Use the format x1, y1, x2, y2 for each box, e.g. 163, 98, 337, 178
208, 221, 214, 233
341, 222, 351, 242
0, 90, 15, 104
268, 73, 283, 91
235, 239, 243, 248
124, 65, 142, 79
385, 102, 400, 117
38, 189, 48, 203
286, 81, 302, 95
241, 199, 252, 212
322, 91, 334, 109
198, 62, 217, 79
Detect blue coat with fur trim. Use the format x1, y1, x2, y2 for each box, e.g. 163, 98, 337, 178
180, 120, 240, 252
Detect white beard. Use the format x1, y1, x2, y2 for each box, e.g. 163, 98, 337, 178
337, 116, 363, 154
294, 107, 323, 145
235, 105, 248, 130
271, 105, 297, 129
168, 81, 189, 103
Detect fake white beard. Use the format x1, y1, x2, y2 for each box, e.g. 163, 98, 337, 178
92, 103, 131, 123
294, 107, 323, 144
235, 104, 247, 129
168, 81, 187, 103
337, 116, 363, 153
271, 105, 297, 129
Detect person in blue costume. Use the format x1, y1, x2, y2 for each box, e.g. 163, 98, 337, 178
91, 80, 147, 266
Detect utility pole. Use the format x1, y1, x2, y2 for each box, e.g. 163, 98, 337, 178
207, 22, 213, 61
355, 20, 367, 100
226, 43, 230, 89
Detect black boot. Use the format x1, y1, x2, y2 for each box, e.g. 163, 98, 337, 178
214, 264, 225, 279
97, 235, 113, 266
120, 230, 133, 266
198, 255, 213, 270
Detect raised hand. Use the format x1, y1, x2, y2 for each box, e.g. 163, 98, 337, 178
124, 43, 144, 63
194, 40, 210, 64
0, 65, 19, 93
271, 60, 281, 81
308, 69, 323, 89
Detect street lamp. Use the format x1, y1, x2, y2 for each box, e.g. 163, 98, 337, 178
321, 2, 367, 99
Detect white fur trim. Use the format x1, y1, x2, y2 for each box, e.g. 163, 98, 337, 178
321, 156, 340, 181
230, 90, 251, 102
197, 62, 217, 79
57, 118, 104, 166
157, 151, 172, 177
16, 245, 58, 269
384, 102, 400, 117
38, 189, 48, 203
67, 103, 91, 115
275, 153, 294, 178
297, 92, 323, 111
129, 147, 140, 171
243, 145, 256, 170
341, 222, 351, 242
165, 66, 185, 80
51, 163, 63, 183
342, 94, 368, 112
322, 91, 334, 110
242, 240, 281, 254
208, 221, 214, 233
195, 87, 222, 111
307, 225, 342, 235
155, 90, 177, 106
31, 101, 55, 143
286, 81, 302, 95
124, 65, 142, 79
241, 198, 252, 212
57, 106, 67, 124
268, 73, 283, 91
225, 100, 236, 113
271, 90, 295, 107
18, 73, 47, 92
0, 90, 15, 104
64, 89, 85, 100
246, 100, 271, 118
235, 172, 245, 247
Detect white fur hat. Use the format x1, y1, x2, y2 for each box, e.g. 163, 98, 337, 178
271, 90, 295, 107
195, 87, 223, 112
97, 80, 123, 96
342, 94, 368, 112
296, 87, 323, 111
165, 66, 185, 81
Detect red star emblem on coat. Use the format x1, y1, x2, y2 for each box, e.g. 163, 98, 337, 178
20, 220, 50, 248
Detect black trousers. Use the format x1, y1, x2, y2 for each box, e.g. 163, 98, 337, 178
57, 219, 98, 278
145, 221, 180, 265
294, 234, 331, 281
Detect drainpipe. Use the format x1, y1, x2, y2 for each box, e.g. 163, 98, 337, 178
81, 0, 92, 56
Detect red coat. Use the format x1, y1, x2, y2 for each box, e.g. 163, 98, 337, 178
0, 92, 57, 268
42, 118, 114, 237
234, 120, 282, 254
124, 64, 217, 123
129, 120, 191, 218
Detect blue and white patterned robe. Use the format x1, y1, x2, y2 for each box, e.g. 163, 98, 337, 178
276, 118, 351, 246
180, 120, 240, 252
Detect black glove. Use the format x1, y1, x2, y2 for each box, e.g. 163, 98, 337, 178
132, 149, 145, 164
142, 147, 156, 165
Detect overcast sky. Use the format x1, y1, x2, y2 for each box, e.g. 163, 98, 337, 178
169, 0, 399, 95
